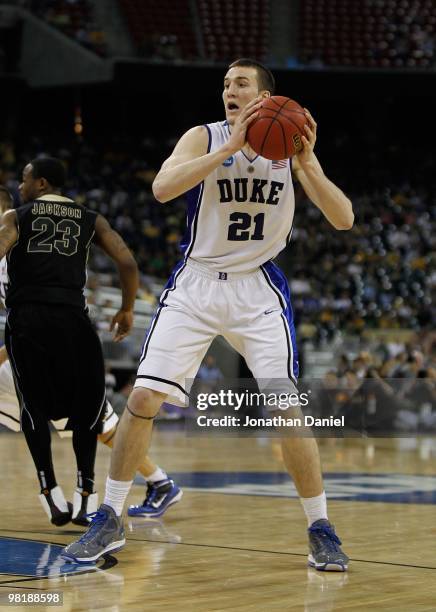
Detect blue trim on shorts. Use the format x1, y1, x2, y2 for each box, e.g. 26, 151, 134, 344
160, 259, 186, 306
139, 260, 186, 363
261, 261, 299, 381
180, 124, 211, 255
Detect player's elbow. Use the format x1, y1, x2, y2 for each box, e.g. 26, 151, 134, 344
120, 255, 138, 273
334, 202, 354, 230
115, 252, 138, 275
334, 214, 354, 231
152, 178, 170, 203
334, 221, 354, 231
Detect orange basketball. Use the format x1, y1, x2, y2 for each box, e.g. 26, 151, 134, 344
247, 96, 308, 160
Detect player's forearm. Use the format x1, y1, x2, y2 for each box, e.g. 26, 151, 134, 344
153, 146, 234, 203
117, 260, 139, 311
301, 163, 354, 230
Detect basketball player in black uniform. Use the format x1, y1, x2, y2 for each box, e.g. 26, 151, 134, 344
0, 157, 139, 526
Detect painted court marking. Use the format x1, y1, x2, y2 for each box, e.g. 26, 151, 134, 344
132, 472, 436, 504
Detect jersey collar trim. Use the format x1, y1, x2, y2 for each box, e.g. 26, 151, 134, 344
240, 149, 260, 164
35, 194, 74, 203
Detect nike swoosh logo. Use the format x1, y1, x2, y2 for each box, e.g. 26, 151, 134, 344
264, 309, 279, 315
151, 495, 166, 509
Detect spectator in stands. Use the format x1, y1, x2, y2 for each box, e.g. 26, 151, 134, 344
197, 355, 223, 383
1, 133, 434, 344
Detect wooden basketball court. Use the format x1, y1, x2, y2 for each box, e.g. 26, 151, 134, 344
1, 431, 436, 611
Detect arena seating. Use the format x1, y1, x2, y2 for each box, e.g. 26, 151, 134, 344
18, 0, 436, 69
298, 0, 436, 68
27, 0, 107, 56
118, 0, 198, 59
196, 0, 270, 62
1, 135, 433, 342
118, 0, 270, 62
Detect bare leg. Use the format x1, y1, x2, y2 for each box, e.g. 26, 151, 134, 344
273, 406, 324, 498
125, 455, 157, 480
281, 436, 324, 498
279, 414, 349, 571
99, 427, 158, 479
109, 387, 165, 482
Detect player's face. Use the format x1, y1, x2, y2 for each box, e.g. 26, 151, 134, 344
223, 67, 261, 125
19, 164, 41, 203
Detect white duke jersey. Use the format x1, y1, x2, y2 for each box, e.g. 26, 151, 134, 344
0, 256, 8, 306
181, 120, 295, 273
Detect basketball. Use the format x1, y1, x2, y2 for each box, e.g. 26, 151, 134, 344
247, 96, 308, 160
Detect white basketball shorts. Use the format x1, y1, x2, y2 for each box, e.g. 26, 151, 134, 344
0, 359, 118, 435
0, 359, 21, 431
135, 259, 299, 405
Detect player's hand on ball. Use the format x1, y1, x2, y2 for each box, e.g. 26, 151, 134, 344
296, 109, 317, 165
110, 309, 134, 342
227, 96, 263, 154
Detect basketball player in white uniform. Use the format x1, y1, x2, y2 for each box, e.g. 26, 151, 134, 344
64, 59, 354, 570
0, 186, 181, 524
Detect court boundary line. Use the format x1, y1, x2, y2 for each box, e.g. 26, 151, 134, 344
127, 536, 436, 571
0, 535, 117, 581
179, 486, 436, 504
2, 530, 436, 572
0, 578, 60, 587
0, 534, 71, 547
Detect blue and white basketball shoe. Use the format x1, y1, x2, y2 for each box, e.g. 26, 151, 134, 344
308, 519, 349, 571
127, 479, 183, 518
62, 504, 125, 563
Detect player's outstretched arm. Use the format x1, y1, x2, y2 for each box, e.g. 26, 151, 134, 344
0, 210, 18, 259
153, 126, 228, 203
94, 215, 139, 342
153, 98, 262, 203
292, 110, 354, 231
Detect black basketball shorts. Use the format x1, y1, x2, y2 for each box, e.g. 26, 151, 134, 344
5, 303, 106, 430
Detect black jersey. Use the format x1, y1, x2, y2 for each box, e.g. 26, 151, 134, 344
6, 194, 98, 309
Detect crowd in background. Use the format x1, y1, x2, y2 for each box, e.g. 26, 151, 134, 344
0, 135, 434, 341
0, 136, 181, 278
5, 0, 436, 70
317, 335, 436, 433
9, 0, 107, 56
0, 133, 435, 429
299, 0, 436, 69
291, 181, 434, 341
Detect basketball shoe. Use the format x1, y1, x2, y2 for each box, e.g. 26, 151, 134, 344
127, 478, 183, 518
71, 490, 99, 526
307, 519, 349, 571
39, 486, 72, 526
62, 504, 125, 563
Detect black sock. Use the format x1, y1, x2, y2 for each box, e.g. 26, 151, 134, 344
73, 427, 98, 494
22, 411, 57, 492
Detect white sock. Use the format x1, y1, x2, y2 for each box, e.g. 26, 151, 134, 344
300, 491, 328, 526
146, 467, 167, 484
103, 477, 133, 516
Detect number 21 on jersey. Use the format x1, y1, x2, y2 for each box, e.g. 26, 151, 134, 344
227, 212, 265, 241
